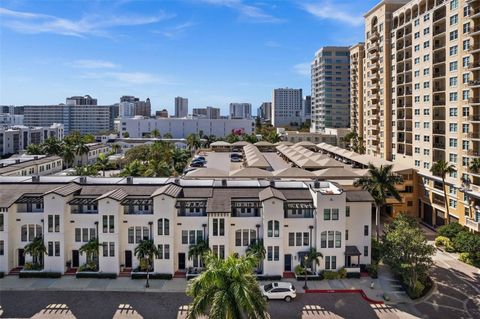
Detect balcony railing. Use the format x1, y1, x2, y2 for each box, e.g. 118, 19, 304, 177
469, 115, 480, 121
466, 217, 480, 232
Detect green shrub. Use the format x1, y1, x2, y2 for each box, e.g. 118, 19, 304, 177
76, 272, 117, 279
78, 261, 98, 272
131, 273, 172, 280
437, 222, 465, 239
366, 264, 378, 278
23, 262, 43, 271
406, 280, 425, 299
19, 271, 62, 278
346, 272, 361, 279
459, 252, 470, 263
452, 231, 480, 255
435, 236, 454, 252
459, 252, 480, 268
294, 265, 304, 275
323, 271, 340, 280
338, 267, 347, 279
257, 275, 282, 281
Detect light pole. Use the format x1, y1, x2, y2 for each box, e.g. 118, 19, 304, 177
303, 255, 308, 291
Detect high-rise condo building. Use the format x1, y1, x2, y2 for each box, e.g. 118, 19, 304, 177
272, 88, 303, 127
119, 96, 151, 117
349, 43, 365, 139
192, 106, 221, 119
175, 97, 189, 118
66, 95, 97, 106
229, 103, 252, 119
258, 102, 272, 122
310, 47, 351, 132
303, 95, 312, 122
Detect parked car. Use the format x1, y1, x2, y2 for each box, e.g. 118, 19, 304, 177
230, 157, 242, 162
194, 156, 206, 161
260, 282, 296, 302
232, 147, 241, 152
230, 153, 243, 159
191, 158, 207, 165
190, 161, 205, 167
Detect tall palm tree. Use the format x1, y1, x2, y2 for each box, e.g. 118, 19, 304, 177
23, 236, 47, 267
430, 160, 456, 225
354, 164, 403, 240
111, 143, 121, 154
120, 160, 145, 177
188, 239, 210, 268
203, 135, 217, 148
62, 144, 76, 168
134, 239, 158, 288
186, 134, 201, 154
172, 148, 189, 173
75, 141, 90, 165
96, 153, 110, 177
469, 158, 480, 174
187, 253, 269, 319
144, 160, 172, 177
26, 144, 44, 155
42, 137, 63, 156
246, 239, 266, 273
305, 247, 323, 272
163, 132, 173, 139
151, 129, 161, 138
79, 238, 100, 270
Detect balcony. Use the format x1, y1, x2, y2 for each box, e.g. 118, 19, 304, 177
433, 99, 446, 106
467, 150, 480, 156
368, 44, 379, 53
465, 217, 480, 232
469, 97, 480, 105
468, 132, 480, 139
433, 142, 445, 149
468, 64, 480, 71
469, 115, 480, 121
370, 30, 380, 41
467, 26, 480, 36
433, 128, 446, 134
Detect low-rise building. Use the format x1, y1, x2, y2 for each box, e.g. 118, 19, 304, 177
0, 156, 63, 176
74, 143, 111, 166
0, 124, 64, 156
0, 177, 373, 276
279, 128, 350, 147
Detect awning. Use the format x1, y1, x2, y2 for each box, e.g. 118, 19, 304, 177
69, 197, 97, 205
15, 195, 43, 204
121, 198, 153, 206
345, 245, 362, 256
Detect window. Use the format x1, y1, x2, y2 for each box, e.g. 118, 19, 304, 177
364, 225, 369, 236
267, 246, 272, 261
449, 30, 458, 41
75, 228, 81, 242
48, 215, 53, 232
109, 242, 115, 257
328, 231, 334, 248
345, 230, 349, 241
0, 214, 3, 231
321, 231, 327, 248
157, 244, 170, 259
48, 241, 53, 256
450, 14, 458, 25
274, 246, 279, 261
128, 227, 134, 244
158, 218, 169, 236
332, 256, 336, 269
267, 220, 279, 237
325, 256, 331, 270
332, 209, 339, 220
235, 229, 256, 246
0, 240, 3, 256
450, 0, 458, 10
212, 218, 225, 236
182, 230, 188, 244
102, 215, 114, 233
335, 231, 341, 248
323, 209, 331, 220
345, 206, 350, 217
21, 224, 42, 242
55, 241, 60, 256
364, 246, 369, 257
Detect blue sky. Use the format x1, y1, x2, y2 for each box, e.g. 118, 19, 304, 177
0, 0, 377, 114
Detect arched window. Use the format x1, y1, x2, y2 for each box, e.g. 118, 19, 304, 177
267, 221, 279, 237
158, 218, 170, 236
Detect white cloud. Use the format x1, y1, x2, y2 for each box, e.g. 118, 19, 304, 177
80, 71, 162, 84
265, 40, 281, 48
71, 59, 118, 69
199, 0, 283, 23
293, 62, 310, 77
302, 1, 363, 26
0, 7, 172, 37
155, 21, 196, 38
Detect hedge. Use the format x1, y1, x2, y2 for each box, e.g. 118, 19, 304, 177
76, 272, 117, 279
346, 272, 361, 279
295, 274, 323, 281
19, 271, 62, 278
131, 273, 172, 280
256, 275, 282, 281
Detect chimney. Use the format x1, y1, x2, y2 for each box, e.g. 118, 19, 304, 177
79, 176, 87, 184
126, 176, 133, 184
32, 175, 40, 183
221, 179, 227, 187
174, 177, 181, 185
15, 159, 20, 164
33, 156, 38, 160
314, 179, 320, 189
269, 180, 275, 187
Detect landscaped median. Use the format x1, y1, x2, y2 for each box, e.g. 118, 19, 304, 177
434, 222, 480, 268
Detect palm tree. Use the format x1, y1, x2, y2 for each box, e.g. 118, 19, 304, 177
151, 129, 161, 138
134, 239, 158, 288
430, 160, 456, 225
187, 253, 269, 319
79, 238, 100, 270
42, 137, 63, 156
305, 247, 323, 272
354, 164, 403, 240
144, 160, 172, 177
469, 158, 480, 174
112, 143, 121, 154
96, 153, 110, 177
23, 236, 47, 267
26, 144, 44, 155
203, 135, 217, 148
75, 141, 90, 165
172, 148, 189, 174
62, 144, 76, 168
246, 239, 266, 273
342, 131, 358, 151
188, 239, 210, 268
163, 132, 173, 139
120, 160, 145, 177
123, 132, 130, 138
71, 164, 98, 176
186, 134, 201, 154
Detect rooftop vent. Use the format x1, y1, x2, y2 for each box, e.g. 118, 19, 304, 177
79, 176, 87, 184
32, 175, 40, 183
126, 176, 133, 184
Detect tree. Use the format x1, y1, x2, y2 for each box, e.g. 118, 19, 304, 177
96, 153, 110, 177
123, 132, 130, 138
226, 133, 240, 144
151, 129, 161, 138
111, 143, 121, 154
469, 157, 480, 174
243, 133, 258, 144
381, 214, 435, 298
163, 132, 173, 139
186, 253, 269, 319
71, 164, 98, 176
144, 160, 172, 177
120, 160, 145, 177
430, 160, 456, 225
75, 141, 90, 158
202, 135, 217, 148
42, 138, 63, 156
134, 239, 158, 288
82, 134, 96, 143
354, 164, 403, 240
186, 134, 201, 154
188, 239, 210, 268
305, 247, 323, 272
452, 231, 480, 256
79, 239, 100, 270
246, 239, 266, 273
23, 236, 47, 267
437, 222, 465, 239
64, 131, 82, 146
26, 144, 44, 155
62, 144, 76, 168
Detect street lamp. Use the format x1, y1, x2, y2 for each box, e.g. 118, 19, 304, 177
303, 255, 308, 291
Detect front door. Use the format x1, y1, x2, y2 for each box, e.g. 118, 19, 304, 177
284, 254, 292, 271
125, 250, 132, 268
72, 250, 79, 267
18, 249, 25, 267
178, 253, 186, 270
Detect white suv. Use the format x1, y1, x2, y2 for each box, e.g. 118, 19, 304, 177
260, 282, 296, 302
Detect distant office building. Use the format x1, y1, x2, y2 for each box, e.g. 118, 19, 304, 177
120, 118, 254, 138
310, 46, 350, 133
229, 103, 252, 119
135, 98, 151, 117
156, 109, 169, 118
175, 97, 188, 118
272, 88, 303, 127
192, 106, 221, 119
0, 114, 24, 127
258, 102, 272, 122
119, 96, 151, 117
2, 106, 24, 115
23, 97, 116, 135
119, 101, 135, 118
66, 95, 97, 106
303, 96, 311, 122
0, 124, 64, 156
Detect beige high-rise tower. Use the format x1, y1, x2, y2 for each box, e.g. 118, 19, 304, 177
349, 43, 365, 142
364, 1, 410, 160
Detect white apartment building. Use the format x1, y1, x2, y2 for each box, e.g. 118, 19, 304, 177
229, 103, 252, 119
120, 117, 255, 138
0, 114, 24, 127
0, 156, 63, 176
0, 124, 64, 156
272, 88, 304, 127
0, 176, 373, 276
175, 97, 189, 118
118, 102, 135, 118
73, 143, 111, 166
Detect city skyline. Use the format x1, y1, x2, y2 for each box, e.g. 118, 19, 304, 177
0, 0, 377, 113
